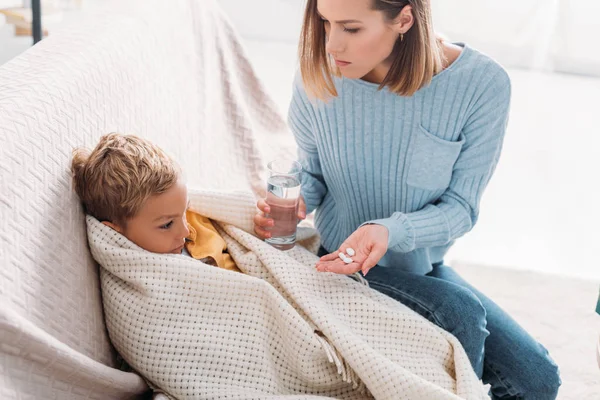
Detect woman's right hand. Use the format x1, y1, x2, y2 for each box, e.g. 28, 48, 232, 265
254, 196, 306, 240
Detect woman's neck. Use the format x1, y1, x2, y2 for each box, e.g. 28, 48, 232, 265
360, 41, 462, 85
361, 63, 390, 85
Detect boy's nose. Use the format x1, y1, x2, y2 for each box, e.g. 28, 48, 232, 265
181, 221, 190, 239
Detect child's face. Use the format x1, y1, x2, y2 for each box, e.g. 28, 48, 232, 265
104, 180, 190, 254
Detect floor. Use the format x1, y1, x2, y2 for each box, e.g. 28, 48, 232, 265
453, 262, 600, 399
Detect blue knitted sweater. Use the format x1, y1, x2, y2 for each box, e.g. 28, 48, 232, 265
288, 44, 511, 274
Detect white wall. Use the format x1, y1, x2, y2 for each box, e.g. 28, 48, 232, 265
551, 1, 600, 76
218, 0, 305, 43
432, 0, 600, 77
0, 0, 22, 7
220, 0, 600, 77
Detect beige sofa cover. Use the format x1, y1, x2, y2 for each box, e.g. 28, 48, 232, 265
0, 0, 290, 398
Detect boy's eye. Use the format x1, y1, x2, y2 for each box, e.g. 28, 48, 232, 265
160, 221, 174, 230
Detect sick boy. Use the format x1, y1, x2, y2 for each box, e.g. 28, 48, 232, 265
71, 132, 239, 272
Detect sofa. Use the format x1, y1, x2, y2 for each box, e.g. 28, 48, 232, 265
0, 0, 292, 398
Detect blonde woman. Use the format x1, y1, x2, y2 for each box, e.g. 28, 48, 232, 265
255, 1, 560, 398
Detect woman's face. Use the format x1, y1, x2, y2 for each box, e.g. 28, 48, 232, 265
318, 0, 410, 83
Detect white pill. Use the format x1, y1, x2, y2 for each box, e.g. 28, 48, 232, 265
346, 248, 355, 257
338, 252, 353, 264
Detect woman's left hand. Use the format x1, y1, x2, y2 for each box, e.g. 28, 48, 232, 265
315, 224, 389, 276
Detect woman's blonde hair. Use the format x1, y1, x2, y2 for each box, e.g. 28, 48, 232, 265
71, 133, 179, 225
299, 0, 445, 99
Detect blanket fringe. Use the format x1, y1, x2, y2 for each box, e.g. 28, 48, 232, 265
314, 331, 368, 394
350, 272, 370, 286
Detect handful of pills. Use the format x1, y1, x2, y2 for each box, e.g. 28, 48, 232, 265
338, 247, 356, 264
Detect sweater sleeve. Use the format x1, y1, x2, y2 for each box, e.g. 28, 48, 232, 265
287, 76, 328, 214
366, 69, 512, 252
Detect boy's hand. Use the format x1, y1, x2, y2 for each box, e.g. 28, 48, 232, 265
254, 196, 306, 240
315, 224, 388, 276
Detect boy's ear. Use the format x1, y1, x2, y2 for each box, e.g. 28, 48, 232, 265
102, 221, 123, 233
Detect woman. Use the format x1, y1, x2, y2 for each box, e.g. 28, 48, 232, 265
254, 0, 560, 398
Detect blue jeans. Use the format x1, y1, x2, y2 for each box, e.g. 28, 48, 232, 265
317, 247, 561, 399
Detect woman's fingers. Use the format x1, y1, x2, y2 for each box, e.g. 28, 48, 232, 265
318, 239, 358, 266
317, 243, 363, 274
254, 225, 272, 239
255, 199, 274, 227
316, 258, 361, 274
257, 198, 270, 213
254, 199, 274, 239
319, 252, 339, 262
297, 196, 306, 220
319, 238, 354, 261
254, 212, 274, 228
360, 244, 386, 275
315, 226, 387, 275
253, 212, 273, 239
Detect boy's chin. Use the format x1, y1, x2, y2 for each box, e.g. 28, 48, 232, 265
170, 244, 185, 254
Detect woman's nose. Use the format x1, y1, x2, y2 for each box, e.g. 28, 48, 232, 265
325, 29, 344, 56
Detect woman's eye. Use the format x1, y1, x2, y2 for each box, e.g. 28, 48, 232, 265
160, 221, 174, 230
344, 27, 359, 34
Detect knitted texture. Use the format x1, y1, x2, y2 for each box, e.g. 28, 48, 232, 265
0, 0, 292, 397
289, 45, 511, 274
88, 189, 489, 400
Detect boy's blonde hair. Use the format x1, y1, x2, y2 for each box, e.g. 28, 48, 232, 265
71, 133, 179, 225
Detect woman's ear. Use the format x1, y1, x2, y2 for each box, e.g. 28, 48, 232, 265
102, 221, 123, 233
391, 4, 414, 34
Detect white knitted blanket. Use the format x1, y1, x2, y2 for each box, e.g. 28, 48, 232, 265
87, 188, 488, 400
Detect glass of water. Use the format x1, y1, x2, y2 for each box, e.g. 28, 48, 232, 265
265, 159, 302, 251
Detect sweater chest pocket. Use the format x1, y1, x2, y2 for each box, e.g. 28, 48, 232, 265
406, 125, 465, 191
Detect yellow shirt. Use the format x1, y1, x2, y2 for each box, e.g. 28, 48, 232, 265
184, 210, 240, 272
